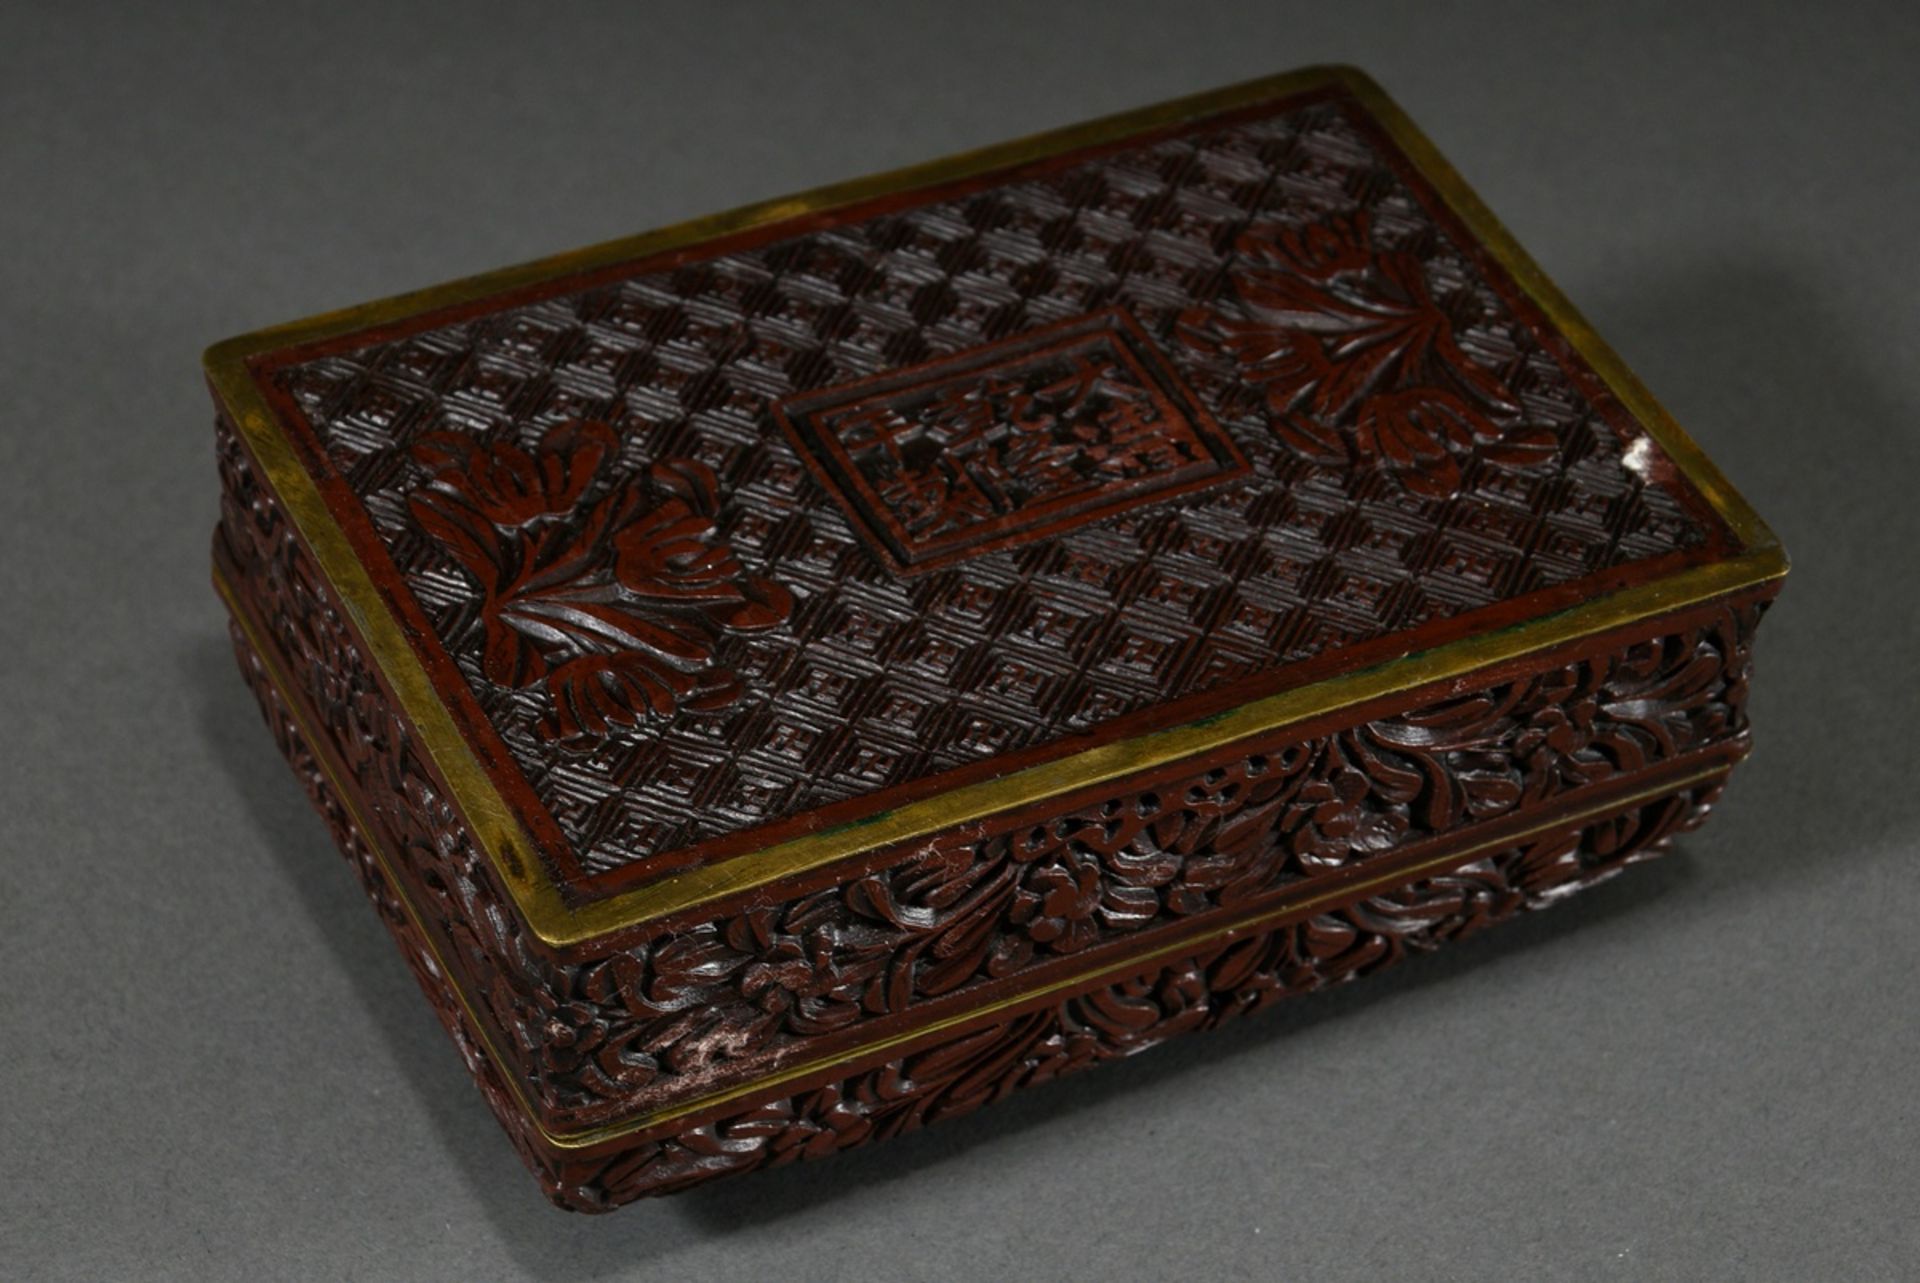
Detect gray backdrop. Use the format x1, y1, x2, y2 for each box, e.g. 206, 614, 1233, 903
4, 2, 1917, 1278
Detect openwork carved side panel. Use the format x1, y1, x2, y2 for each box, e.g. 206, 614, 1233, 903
268, 95, 1720, 882
558, 778, 1724, 1208
217, 419, 1761, 1134
224, 624, 1724, 1210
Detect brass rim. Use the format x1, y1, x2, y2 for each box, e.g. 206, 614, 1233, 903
205, 65, 1786, 947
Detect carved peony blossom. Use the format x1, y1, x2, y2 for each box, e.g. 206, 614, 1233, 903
1006, 844, 1162, 956
406, 420, 792, 746
1284, 764, 1410, 870
1011, 852, 1106, 953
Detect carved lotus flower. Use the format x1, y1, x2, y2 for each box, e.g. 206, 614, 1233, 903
1273, 211, 1374, 280
612, 461, 794, 631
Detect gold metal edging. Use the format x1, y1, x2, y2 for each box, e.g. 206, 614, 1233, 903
222, 565, 1727, 1152
205, 66, 1786, 948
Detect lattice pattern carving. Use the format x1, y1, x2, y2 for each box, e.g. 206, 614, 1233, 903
268, 96, 1716, 883
217, 417, 1759, 1133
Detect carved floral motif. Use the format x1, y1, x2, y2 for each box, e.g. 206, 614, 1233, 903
267, 105, 1723, 880
827, 341, 1196, 539
404, 420, 792, 745
492, 605, 1757, 1124
221, 413, 1764, 1133
778, 310, 1243, 569
1178, 212, 1559, 497
226, 628, 1724, 1210
220, 412, 1762, 1207
558, 779, 1721, 1207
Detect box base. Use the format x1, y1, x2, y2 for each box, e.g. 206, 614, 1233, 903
226, 611, 1727, 1211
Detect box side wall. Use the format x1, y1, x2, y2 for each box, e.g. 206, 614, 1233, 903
552, 772, 1734, 1206
222, 624, 572, 1202
223, 614, 1735, 1209
216, 400, 1777, 1144
214, 413, 570, 1127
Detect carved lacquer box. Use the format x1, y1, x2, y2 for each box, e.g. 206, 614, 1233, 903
208, 67, 1786, 1210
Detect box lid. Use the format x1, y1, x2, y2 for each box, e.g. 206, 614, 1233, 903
206, 66, 1784, 949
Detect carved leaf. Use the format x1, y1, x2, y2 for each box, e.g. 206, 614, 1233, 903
407, 490, 507, 586
507, 597, 711, 667
236, 415, 1764, 1134
1274, 412, 1351, 465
